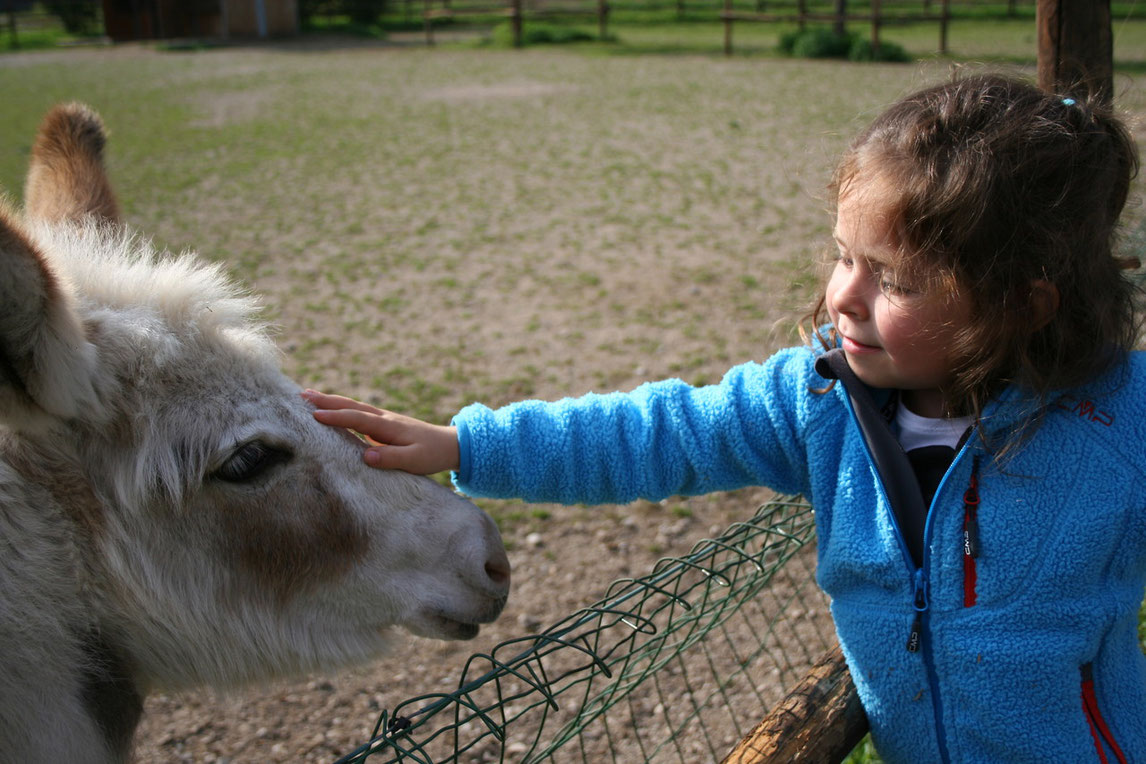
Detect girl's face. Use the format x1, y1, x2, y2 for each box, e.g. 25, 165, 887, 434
826, 175, 972, 418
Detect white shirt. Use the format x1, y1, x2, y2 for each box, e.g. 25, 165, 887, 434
895, 403, 974, 452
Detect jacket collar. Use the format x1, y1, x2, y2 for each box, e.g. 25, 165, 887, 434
813, 347, 1044, 442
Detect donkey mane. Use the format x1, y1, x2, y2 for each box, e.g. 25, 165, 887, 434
22, 219, 280, 511
30, 218, 271, 354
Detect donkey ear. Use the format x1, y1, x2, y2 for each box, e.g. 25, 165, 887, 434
24, 102, 121, 226
0, 205, 102, 425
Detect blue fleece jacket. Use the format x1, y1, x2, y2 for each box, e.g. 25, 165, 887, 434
451, 345, 1146, 763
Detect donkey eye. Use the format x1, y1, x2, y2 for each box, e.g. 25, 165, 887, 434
214, 441, 291, 483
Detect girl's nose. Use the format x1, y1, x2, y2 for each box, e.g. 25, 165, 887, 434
830, 266, 870, 321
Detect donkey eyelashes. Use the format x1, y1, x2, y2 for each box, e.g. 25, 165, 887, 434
213, 440, 292, 483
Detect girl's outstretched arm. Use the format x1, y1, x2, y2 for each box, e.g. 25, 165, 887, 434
302, 389, 459, 474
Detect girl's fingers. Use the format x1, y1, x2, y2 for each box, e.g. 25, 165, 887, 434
301, 389, 382, 415
312, 407, 407, 443
364, 445, 418, 471
306, 390, 459, 474
365, 441, 457, 475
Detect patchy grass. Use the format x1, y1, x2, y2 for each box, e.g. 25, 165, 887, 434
1, 41, 1144, 762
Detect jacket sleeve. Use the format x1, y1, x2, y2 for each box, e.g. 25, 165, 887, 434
451, 347, 818, 504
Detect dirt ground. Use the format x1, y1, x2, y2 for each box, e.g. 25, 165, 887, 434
114, 42, 864, 763
2, 40, 1144, 764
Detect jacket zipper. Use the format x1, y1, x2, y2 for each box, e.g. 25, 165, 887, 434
912, 494, 949, 764
1081, 663, 1129, 764
913, 440, 979, 764
839, 394, 974, 764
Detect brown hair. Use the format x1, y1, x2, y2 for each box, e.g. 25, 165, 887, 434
807, 73, 1140, 421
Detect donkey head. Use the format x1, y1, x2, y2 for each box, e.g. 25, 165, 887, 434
0, 105, 510, 706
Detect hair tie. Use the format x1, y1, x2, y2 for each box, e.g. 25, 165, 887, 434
1062, 97, 1077, 106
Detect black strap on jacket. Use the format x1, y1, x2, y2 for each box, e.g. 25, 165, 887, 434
815, 348, 930, 568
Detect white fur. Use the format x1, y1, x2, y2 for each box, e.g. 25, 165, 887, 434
0, 114, 509, 763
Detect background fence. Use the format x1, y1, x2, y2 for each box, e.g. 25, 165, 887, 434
11, 1, 1143, 53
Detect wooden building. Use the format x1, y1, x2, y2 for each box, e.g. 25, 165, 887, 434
102, 0, 298, 42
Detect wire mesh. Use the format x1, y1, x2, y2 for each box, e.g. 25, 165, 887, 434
336, 496, 836, 764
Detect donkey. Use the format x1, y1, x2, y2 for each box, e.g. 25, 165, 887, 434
0, 103, 511, 763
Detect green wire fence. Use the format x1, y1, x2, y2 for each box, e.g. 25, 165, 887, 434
336, 496, 837, 763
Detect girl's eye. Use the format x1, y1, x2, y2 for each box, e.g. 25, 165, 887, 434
880, 279, 902, 294
214, 441, 291, 483
880, 279, 918, 298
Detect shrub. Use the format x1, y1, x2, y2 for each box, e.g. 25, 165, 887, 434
778, 27, 909, 63
45, 0, 99, 34
344, 0, 386, 24
489, 21, 601, 47
783, 27, 852, 58
847, 36, 910, 62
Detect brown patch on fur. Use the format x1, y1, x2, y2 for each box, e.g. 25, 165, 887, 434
24, 103, 121, 225
222, 467, 370, 602
4, 440, 106, 537
80, 629, 143, 760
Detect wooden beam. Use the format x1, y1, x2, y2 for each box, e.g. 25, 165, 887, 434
722, 644, 869, 764
6, 8, 17, 49
723, 0, 731, 56
1036, 0, 1113, 104
939, 0, 949, 55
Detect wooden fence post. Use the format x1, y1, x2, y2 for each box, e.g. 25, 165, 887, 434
722, 644, 869, 764
511, 0, 522, 47
723, 0, 732, 56
939, 0, 949, 55
871, 0, 880, 54
832, 0, 845, 36
5, 9, 17, 49
1036, 0, 1113, 104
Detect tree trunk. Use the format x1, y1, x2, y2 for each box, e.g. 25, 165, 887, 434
1036, 0, 1113, 104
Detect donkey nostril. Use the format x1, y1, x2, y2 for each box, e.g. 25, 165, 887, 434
485, 556, 511, 588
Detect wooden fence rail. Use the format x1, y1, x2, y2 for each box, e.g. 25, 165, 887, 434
722, 644, 869, 764
420, 0, 960, 56
423, 0, 610, 45
721, 0, 953, 56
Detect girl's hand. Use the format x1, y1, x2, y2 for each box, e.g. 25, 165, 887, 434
302, 390, 460, 474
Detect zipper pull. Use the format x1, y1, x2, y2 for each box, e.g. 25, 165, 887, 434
912, 568, 929, 609
906, 612, 923, 652
963, 516, 980, 558
906, 568, 928, 652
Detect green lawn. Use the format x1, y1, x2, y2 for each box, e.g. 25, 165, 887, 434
1, 14, 1144, 764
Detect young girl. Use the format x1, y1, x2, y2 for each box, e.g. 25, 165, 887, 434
304, 74, 1146, 763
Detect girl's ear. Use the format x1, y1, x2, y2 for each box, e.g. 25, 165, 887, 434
1029, 279, 1060, 331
